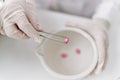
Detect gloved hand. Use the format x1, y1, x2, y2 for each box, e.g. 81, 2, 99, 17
0, 0, 43, 43
66, 18, 110, 74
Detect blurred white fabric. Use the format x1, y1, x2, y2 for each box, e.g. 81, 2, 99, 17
36, 0, 102, 17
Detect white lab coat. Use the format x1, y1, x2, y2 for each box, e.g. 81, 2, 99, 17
0, 0, 120, 23
36, 0, 120, 22
36, 0, 102, 17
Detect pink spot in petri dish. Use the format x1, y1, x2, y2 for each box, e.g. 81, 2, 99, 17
76, 48, 81, 54
64, 38, 69, 44
61, 53, 67, 58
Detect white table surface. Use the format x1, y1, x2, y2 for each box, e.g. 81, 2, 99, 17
0, 10, 120, 80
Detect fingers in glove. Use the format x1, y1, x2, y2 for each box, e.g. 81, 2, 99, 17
26, 4, 42, 31
16, 15, 43, 43
3, 24, 29, 39
0, 28, 6, 35
93, 33, 107, 74
101, 36, 109, 70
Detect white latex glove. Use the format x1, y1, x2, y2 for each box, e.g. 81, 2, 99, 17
66, 18, 110, 74
0, 0, 43, 43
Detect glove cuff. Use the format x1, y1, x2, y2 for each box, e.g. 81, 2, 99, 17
92, 18, 110, 30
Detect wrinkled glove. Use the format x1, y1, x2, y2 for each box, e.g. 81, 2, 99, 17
0, 0, 43, 43
66, 18, 110, 74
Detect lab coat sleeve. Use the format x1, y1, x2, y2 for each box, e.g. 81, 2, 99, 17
93, 0, 120, 24
37, 0, 58, 9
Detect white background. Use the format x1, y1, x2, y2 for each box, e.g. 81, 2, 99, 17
0, 10, 120, 80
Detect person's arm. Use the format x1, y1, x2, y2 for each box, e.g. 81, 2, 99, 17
65, 0, 119, 75
88, 0, 120, 74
